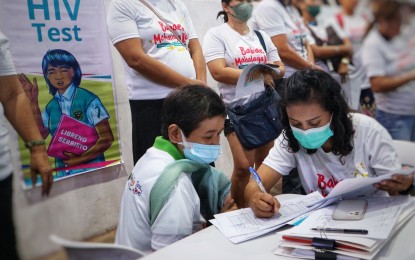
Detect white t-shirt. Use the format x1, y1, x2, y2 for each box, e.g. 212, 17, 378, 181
115, 146, 203, 254
0, 31, 15, 180
203, 23, 280, 102
251, 0, 314, 77
107, 0, 197, 100
362, 29, 415, 115
263, 113, 400, 197
336, 12, 371, 95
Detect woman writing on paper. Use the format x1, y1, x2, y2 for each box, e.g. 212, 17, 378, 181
203, 0, 284, 208
244, 69, 413, 218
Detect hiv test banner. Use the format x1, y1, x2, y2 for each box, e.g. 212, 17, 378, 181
0, 0, 122, 188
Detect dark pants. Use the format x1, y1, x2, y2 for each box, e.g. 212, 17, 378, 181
0, 173, 19, 260
130, 99, 164, 165
359, 88, 376, 118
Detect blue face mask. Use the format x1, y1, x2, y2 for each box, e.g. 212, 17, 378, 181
290, 117, 334, 149
179, 131, 221, 164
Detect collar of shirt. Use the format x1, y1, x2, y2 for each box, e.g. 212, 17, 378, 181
153, 136, 184, 161
54, 83, 76, 102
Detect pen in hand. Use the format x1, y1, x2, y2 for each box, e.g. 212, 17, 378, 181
249, 167, 267, 193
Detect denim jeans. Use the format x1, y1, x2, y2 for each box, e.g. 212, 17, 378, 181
376, 110, 415, 141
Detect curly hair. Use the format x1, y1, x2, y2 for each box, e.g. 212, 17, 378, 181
279, 69, 354, 163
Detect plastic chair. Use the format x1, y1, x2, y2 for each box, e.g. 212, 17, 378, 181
392, 140, 415, 166
50, 234, 145, 260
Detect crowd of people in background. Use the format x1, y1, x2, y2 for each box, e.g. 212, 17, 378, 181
105, 0, 415, 253
1, 0, 414, 258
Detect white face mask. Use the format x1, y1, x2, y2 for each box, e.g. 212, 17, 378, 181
179, 130, 221, 164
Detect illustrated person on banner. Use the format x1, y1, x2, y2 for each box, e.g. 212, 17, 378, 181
107, 0, 207, 165
18, 49, 114, 177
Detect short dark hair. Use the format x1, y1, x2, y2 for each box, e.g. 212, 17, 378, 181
161, 85, 226, 139
42, 49, 82, 96
279, 69, 354, 162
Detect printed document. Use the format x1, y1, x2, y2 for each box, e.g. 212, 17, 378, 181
211, 192, 329, 243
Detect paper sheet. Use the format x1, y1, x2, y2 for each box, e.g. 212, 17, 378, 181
234, 63, 280, 99
283, 196, 410, 240
308, 168, 415, 206
211, 192, 325, 242
275, 197, 415, 260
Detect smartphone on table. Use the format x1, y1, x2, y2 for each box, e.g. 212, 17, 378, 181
332, 199, 368, 221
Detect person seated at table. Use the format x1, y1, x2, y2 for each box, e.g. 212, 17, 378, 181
244, 68, 414, 218
115, 85, 236, 253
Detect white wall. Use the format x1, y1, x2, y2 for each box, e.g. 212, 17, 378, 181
11, 1, 231, 259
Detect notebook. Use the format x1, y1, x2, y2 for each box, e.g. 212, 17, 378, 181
47, 114, 98, 160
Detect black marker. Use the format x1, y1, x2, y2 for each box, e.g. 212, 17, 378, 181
311, 228, 368, 235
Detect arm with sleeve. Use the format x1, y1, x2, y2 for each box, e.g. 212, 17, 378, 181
86, 98, 110, 126
361, 33, 387, 80
263, 134, 297, 176
262, 30, 281, 62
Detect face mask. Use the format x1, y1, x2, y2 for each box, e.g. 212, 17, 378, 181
230, 2, 253, 22
290, 117, 333, 149
179, 131, 221, 164
307, 5, 321, 17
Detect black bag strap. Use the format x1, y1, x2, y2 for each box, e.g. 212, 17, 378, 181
254, 30, 266, 53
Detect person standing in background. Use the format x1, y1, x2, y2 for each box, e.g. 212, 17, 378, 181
0, 31, 53, 260
296, 0, 353, 84
107, 0, 206, 164
335, 0, 373, 114
203, 0, 285, 207
251, 0, 322, 78
362, 0, 415, 141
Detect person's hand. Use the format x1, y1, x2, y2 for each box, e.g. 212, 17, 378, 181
17, 73, 39, 103
309, 63, 324, 71
62, 151, 82, 166
30, 146, 53, 196
264, 74, 275, 88
338, 63, 349, 84
221, 194, 238, 213
374, 174, 413, 194
345, 45, 354, 57
186, 79, 208, 87
248, 191, 280, 218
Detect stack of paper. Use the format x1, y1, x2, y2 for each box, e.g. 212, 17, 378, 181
211, 168, 414, 244
210, 192, 336, 243
274, 196, 415, 259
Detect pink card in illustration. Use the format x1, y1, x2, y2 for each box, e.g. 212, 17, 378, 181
47, 114, 98, 160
